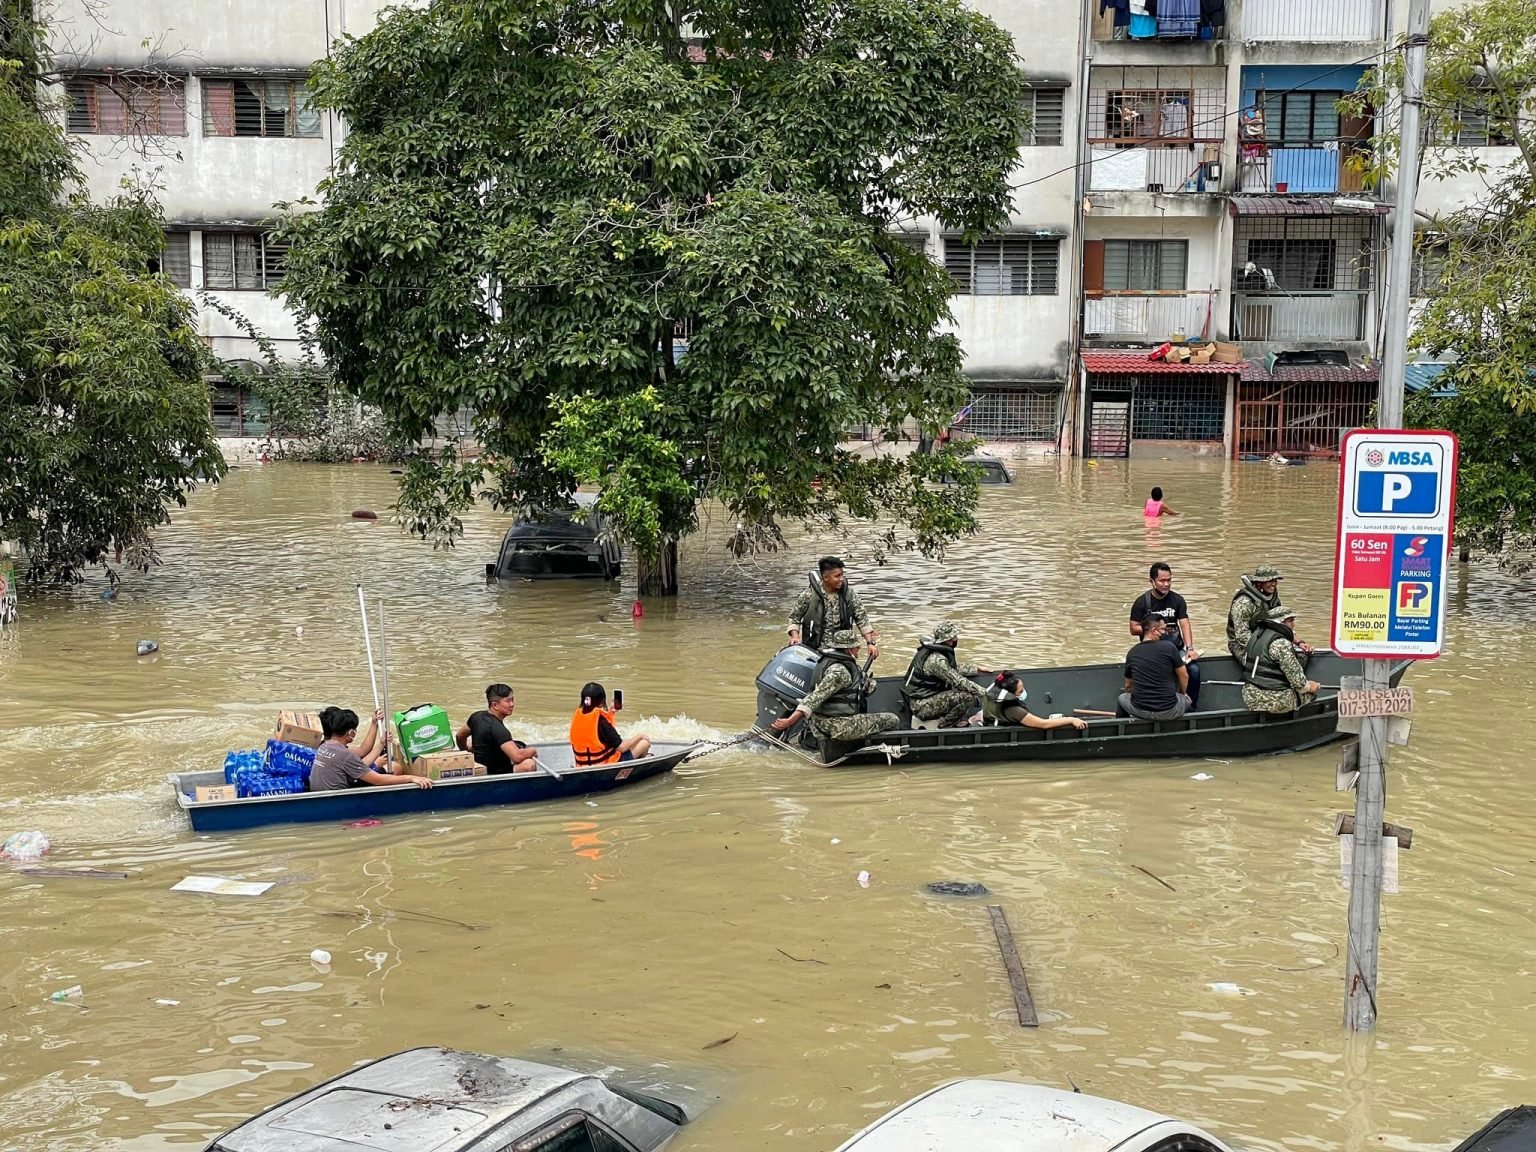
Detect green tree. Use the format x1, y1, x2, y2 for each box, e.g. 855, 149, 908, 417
1347, 0, 1536, 565
279, 0, 1023, 591
0, 7, 225, 584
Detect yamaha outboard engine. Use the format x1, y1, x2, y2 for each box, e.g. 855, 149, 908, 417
755, 644, 823, 739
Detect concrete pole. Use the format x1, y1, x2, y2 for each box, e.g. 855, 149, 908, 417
1344, 0, 1429, 1033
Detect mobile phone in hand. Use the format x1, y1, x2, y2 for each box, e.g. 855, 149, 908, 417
613, 689, 623, 710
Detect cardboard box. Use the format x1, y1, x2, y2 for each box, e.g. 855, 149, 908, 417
1188, 344, 1214, 364
414, 750, 486, 781
274, 710, 324, 749
195, 784, 237, 803
1211, 341, 1243, 364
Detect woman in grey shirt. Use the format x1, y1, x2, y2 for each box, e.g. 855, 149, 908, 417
308, 706, 433, 792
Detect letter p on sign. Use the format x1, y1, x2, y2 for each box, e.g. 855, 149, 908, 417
1381, 473, 1412, 511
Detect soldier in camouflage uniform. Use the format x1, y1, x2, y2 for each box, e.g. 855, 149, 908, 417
786, 557, 879, 659
1240, 605, 1321, 713
770, 628, 901, 745
902, 620, 987, 727
1226, 563, 1284, 661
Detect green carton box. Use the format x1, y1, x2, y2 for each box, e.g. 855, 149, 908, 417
393, 704, 454, 761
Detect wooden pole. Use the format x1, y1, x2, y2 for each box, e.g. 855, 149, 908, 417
1345, 0, 1429, 1032
987, 905, 1038, 1027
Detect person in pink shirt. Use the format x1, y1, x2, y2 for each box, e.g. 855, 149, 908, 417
1143, 486, 1178, 517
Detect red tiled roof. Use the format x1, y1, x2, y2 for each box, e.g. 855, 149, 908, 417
1227, 195, 1389, 216
1082, 351, 1245, 375
1241, 363, 1380, 383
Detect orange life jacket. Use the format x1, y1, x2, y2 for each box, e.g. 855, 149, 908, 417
569, 707, 621, 766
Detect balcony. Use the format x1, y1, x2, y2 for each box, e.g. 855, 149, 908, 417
1230, 290, 1368, 341
1090, 4, 1225, 41
1241, 0, 1380, 41
1236, 146, 1369, 195
1084, 291, 1219, 343
1089, 147, 1222, 193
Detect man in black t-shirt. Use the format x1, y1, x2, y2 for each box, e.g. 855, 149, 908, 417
454, 683, 540, 775
1119, 616, 1192, 721
1128, 561, 1201, 707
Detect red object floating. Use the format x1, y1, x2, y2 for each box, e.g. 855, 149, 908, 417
346, 819, 383, 828
632, 600, 644, 619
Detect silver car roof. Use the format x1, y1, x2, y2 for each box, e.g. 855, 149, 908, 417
209, 1048, 590, 1152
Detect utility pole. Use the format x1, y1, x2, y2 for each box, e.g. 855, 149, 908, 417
1344, 0, 1431, 1032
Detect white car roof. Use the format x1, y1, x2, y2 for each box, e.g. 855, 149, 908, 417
833, 1080, 1232, 1152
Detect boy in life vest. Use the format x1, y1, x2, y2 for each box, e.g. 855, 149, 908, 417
569, 683, 652, 766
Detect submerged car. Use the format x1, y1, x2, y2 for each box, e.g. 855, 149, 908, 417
204, 1047, 689, 1152
832, 1079, 1234, 1152
486, 492, 622, 580
1453, 1106, 1536, 1151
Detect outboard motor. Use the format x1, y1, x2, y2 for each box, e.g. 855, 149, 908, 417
755, 644, 823, 738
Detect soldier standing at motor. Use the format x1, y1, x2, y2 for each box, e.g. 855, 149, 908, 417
902, 620, 989, 728
786, 556, 879, 659
1240, 605, 1320, 713
770, 629, 901, 745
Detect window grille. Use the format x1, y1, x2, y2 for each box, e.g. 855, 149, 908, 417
1103, 240, 1188, 290
1023, 88, 1066, 146
962, 387, 1062, 441
201, 78, 321, 138
203, 232, 290, 291
160, 232, 191, 287
1428, 97, 1515, 147
944, 237, 1060, 296
65, 74, 186, 135
1123, 377, 1226, 441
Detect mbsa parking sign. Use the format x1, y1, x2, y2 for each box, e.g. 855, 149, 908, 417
1332, 429, 1459, 658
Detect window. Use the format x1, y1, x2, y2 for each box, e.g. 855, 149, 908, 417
203, 232, 289, 290
944, 236, 1060, 296
1023, 88, 1065, 146
1103, 90, 1194, 142
1131, 378, 1225, 442
887, 231, 929, 255
202, 78, 321, 138
65, 74, 186, 135
160, 232, 191, 287
1411, 243, 1446, 296
512, 1113, 632, 1152
1259, 91, 1347, 145
1243, 238, 1336, 290
964, 386, 1063, 441
1429, 97, 1515, 147
210, 384, 271, 437
1103, 240, 1187, 291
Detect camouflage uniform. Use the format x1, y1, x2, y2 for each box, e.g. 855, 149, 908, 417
787, 582, 872, 648
905, 621, 984, 727
796, 630, 901, 743
1226, 563, 1283, 661
1241, 606, 1316, 713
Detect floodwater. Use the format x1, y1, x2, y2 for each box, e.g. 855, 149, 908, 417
1, 458, 1534, 1152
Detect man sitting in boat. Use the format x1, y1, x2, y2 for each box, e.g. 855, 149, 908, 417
456, 683, 539, 774
1226, 563, 1283, 661
981, 673, 1088, 731
902, 620, 988, 728
769, 629, 901, 745
1240, 606, 1320, 714
309, 707, 433, 791
1119, 616, 1193, 721
570, 682, 652, 766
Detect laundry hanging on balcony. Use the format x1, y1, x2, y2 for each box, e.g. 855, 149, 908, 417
1128, 0, 1158, 38
1156, 0, 1200, 37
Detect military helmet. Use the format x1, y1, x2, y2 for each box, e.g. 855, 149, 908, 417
1268, 604, 1297, 622
929, 620, 961, 644
1252, 563, 1284, 581
823, 627, 863, 650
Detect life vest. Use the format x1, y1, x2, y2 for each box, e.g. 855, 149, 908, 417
902, 642, 957, 700
1242, 620, 1307, 693
811, 650, 865, 718
1225, 579, 1274, 653
801, 573, 853, 650
981, 682, 1026, 726
570, 707, 621, 766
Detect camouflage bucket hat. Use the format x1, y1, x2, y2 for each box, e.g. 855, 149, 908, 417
930, 620, 961, 644
1252, 563, 1284, 581
823, 628, 863, 650
1268, 604, 1297, 622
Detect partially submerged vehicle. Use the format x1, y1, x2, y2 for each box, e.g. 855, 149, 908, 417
1453, 1106, 1536, 1151
203, 1047, 691, 1152
487, 493, 621, 580
833, 1079, 1234, 1152
963, 454, 1014, 484
755, 645, 1410, 766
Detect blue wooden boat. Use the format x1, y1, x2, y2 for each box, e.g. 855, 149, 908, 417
168, 741, 699, 833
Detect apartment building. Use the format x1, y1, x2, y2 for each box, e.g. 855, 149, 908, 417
49, 0, 1512, 450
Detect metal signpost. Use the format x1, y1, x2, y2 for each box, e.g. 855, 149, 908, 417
1330, 427, 1457, 1031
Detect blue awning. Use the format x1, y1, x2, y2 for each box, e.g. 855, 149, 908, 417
1405, 362, 1456, 397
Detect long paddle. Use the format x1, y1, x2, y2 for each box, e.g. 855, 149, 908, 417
377, 599, 397, 768
1204, 679, 1341, 689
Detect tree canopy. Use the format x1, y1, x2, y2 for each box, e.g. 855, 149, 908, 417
1350, 0, 1536, 564
0, 9, 224, 583
280, 0, 1026, 587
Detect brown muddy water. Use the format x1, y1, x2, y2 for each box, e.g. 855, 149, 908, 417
0, 459, 1533, 1151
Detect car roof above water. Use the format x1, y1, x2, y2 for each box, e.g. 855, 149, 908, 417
208, 1048, 588, 1152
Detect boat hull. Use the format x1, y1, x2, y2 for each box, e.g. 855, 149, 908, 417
169, 742, 694, 832
754, 648, 1411, 766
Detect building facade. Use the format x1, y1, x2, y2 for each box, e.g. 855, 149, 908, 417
48, 0, 1515, 450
